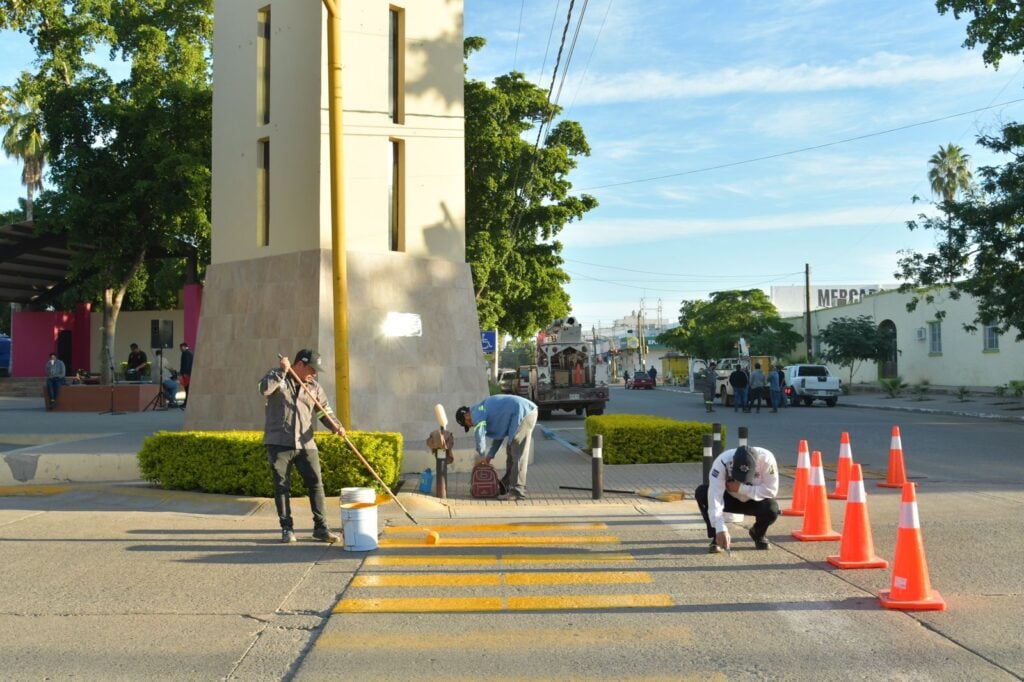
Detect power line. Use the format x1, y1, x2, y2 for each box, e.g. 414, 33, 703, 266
565, 257, 802, 279
580, 97, 1024, 191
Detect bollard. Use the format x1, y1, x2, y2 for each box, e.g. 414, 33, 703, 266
435, 449, 447, 499
702, 433, 713, 486
712, 422, 722, 459
738, 426, 748, 448
592, 434, 603, 500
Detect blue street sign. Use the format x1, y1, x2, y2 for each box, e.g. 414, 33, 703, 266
480, 330, 496, 354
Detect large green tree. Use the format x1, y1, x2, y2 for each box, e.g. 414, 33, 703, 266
896, 2, 1024, 339
1, 1, 212, 381
0, 72, 46, 221
656, 289, 801, 360
817, 315, 891, 385
464, 37, 598, 338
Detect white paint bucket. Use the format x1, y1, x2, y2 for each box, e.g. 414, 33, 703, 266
341, 487, 376, 504
341, 502, 378, 551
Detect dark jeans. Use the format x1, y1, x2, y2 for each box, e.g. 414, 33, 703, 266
694, 483, 780, 539
733, 386, 748, 411
46, 377, 64, 402
267, 446, 330, 531
748, 387, 766, 412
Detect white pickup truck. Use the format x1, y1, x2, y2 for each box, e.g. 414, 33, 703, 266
782, 364, 841, 407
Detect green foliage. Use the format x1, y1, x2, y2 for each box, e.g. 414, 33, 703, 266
464, 38, 598, 338
910, 379, 931, 401
1010, 380, 1024, 397
956, 386, 971, 401
817, 315, 891, 385
584, 414, 723, 465
994, 383, 1007, 397
0, 71, 46, 221
878, 377, 907, 398
936, 0, 1024, 68
657, 290, 800, 359
499, 338, 536, 369
138, 430, 403, 497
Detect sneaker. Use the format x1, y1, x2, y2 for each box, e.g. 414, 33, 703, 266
509, 489, 527, 501
281, 529, 296, 544
313, 528, 341, 544
748, 528, 769, 550
708, 540, 723, 554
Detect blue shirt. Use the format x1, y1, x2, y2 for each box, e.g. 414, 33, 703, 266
470, 395, 537, 458
769, 370, 780, 390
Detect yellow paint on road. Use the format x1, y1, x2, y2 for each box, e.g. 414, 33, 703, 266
504, 571, 651, 586
384, 522, 608, 534
333, 593, 674, 613
352, 573, 500, 587
378, 535, 620, 548
508, 594, 673, 610
364, 555, 499, 567
316, 624, 694, 650
0, 485, 70, 496
334, 597, 502, 613
503, 552, 635, 563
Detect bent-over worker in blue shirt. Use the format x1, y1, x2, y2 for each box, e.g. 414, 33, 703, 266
455, 394, 538, 500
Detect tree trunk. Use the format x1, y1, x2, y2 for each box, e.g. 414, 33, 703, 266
99, 251, 147, 385
25, 184, 34, 222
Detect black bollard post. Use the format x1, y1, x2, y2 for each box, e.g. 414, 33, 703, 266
592, 434, 603, 500
738, 426, 748, 448
712, 422, 722, 459
435, 449, 447, 500
702, 434, 713, 486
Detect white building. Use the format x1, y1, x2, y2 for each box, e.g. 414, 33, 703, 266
794, 286, 1021, 389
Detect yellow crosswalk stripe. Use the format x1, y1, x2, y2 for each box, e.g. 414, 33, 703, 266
503, 552, 634, 563
384, 522, 608, 534
508, 594, 674, 610
504, 571, 651, 586
352, 573, 500, 587
365, 555, 499, 567
333, 594, 674, 613
363, 553, 634, 567
378, 535, 620, 548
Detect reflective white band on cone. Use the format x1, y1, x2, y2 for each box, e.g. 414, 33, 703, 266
899, 502, 920, 529
848, 478, 867, 504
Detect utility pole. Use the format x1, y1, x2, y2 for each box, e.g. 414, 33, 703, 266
804, 263, 813, 362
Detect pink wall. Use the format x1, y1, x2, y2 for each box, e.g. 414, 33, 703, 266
11, 303, 91, 378
183, 283, 203, 349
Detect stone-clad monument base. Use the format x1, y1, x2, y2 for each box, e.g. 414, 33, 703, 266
184, 248, 488, 472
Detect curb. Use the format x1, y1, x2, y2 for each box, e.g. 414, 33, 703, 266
840, 401, 1024, 423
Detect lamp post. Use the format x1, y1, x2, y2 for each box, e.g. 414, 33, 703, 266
322, 0, 351, 426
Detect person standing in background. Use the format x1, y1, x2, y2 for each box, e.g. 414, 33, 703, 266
44, 353, 66, 410
178, 342, 194, 408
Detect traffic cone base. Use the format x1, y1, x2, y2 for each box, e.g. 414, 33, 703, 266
879, 588, 946, 611
781, 508, 804, 517
828, 554, 888, 569
792, 528, 842, 541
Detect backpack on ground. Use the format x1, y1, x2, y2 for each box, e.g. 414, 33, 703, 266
470, 461, 500, 498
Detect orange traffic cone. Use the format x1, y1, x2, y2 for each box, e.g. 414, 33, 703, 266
827, 464, 888, 569
878, 482, 946, 611
828, 431, 853, 500
792, 451, 841, 541
878, 425, 908, 488
781, 440, 810, 517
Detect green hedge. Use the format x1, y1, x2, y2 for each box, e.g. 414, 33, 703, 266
138, 430, 403, 497
584, 414, 724, 464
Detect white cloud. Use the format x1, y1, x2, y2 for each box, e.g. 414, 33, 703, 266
571, 52, 991, 106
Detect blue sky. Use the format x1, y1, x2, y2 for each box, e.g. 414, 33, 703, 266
2, 2, 1022, 330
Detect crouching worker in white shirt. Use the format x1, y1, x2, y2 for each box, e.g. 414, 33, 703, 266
695, 445, 780, 553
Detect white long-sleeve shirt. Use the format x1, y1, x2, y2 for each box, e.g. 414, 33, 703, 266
707, 446, 779, 534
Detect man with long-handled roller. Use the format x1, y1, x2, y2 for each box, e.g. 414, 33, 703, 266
260, 349, 343, 544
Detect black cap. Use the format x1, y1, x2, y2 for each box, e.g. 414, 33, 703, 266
293, 349, 322, 371
731, 446, 756, 484
455, 406, 471, 432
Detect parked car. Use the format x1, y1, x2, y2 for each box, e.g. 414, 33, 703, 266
628, 373, 654, 390
497, 368, 518, 394
782, 364, 841, 406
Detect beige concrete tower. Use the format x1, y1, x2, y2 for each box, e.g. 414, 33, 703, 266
186, 1, 486, 471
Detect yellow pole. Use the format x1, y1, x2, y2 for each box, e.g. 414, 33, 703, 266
323, 0, 351, 426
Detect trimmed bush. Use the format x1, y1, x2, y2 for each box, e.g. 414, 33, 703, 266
138, 430, 403, 497
584, 414, 725, 465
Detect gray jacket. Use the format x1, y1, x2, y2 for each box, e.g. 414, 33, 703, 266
46, 359, 66, 379
259, 368, 336, 449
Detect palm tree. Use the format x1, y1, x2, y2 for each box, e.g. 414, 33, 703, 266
0, 73, 47, 222
927, 143, 972, 203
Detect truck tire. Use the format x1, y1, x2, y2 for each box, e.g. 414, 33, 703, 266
802, 396, 814, 406
586, 405, 604, 416
575, 407, 584, 415
539, 408, 552, 420
825, 397, 837, 407
719, 387, 732, 406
